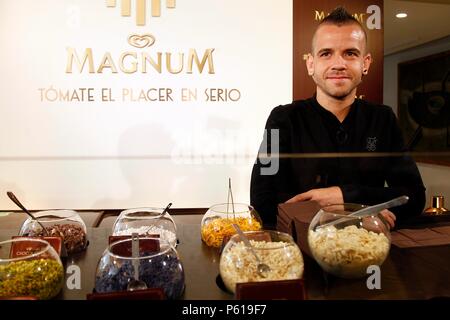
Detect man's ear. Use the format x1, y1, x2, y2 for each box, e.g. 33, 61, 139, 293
306, 53, 314, 76
362, 53, 372, 75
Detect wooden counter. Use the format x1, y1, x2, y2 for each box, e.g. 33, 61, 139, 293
1, 214, 449, 300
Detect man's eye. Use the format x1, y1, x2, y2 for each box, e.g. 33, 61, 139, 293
320, 52, 330, 57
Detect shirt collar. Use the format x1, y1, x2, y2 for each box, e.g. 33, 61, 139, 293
311, 95, 358, 130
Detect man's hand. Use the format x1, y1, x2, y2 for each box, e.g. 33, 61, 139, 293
379, 209, 396, 229
285, 186, 343, 206
362, 209, 396, 232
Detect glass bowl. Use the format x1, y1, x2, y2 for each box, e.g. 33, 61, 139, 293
112, 207, 177, 247
201, 203, 262, 248
19, 210, 88, 255
219, 230, 304, 294
308, 203, 391, 279
0, 238, 64, 299
94, 237, 185, 299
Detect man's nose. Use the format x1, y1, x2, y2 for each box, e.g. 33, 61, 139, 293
331, 55, 347, 70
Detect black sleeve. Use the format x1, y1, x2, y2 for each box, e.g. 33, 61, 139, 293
340, 109, 426, 221
250, 106, 293, 227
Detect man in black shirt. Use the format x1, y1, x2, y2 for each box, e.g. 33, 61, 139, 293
250, 7, 425, 228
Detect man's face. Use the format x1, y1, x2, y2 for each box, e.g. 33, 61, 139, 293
306, 23, 372, 100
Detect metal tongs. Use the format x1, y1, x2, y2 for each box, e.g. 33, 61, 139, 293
318, 195, 409, 229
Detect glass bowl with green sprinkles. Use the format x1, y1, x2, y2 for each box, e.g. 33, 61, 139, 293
0, 238, 64, 299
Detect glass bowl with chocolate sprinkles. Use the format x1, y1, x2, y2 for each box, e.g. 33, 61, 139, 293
19, 210, 88, 255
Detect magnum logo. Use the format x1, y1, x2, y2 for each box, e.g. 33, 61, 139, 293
314, 10, 365, 23
106, 0, 176, 26
66, 34, 215, 74
128, 34, 155, 48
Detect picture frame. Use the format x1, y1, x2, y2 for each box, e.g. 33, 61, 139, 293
398, 50, 450, 166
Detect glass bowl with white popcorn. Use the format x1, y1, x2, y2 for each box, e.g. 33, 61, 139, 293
308, 203, 391, 279
112, 207, 177, 247
219, 230, 304, 294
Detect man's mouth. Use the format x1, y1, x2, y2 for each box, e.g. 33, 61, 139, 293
326, 75, 350, 80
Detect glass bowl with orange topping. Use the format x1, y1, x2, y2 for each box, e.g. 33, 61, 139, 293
200, 203, 262, 248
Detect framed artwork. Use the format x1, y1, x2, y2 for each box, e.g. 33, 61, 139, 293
398, 50, 450, 166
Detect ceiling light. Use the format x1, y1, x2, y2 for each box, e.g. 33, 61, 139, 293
396, 13, 407, 18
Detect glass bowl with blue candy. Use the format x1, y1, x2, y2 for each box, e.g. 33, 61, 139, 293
94, 237, 185, 299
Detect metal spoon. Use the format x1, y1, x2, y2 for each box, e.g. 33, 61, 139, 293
127, 233, 148, 291
232, 224, 271, 277
156, 202, 172, 218
319, 195, 409, 229
7, 191, 49, 236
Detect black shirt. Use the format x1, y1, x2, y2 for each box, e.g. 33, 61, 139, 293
250, 97, 426, 227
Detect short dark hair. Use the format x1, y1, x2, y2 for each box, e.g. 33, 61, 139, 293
320, 6, 361, 26
312, 6, 368, 53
